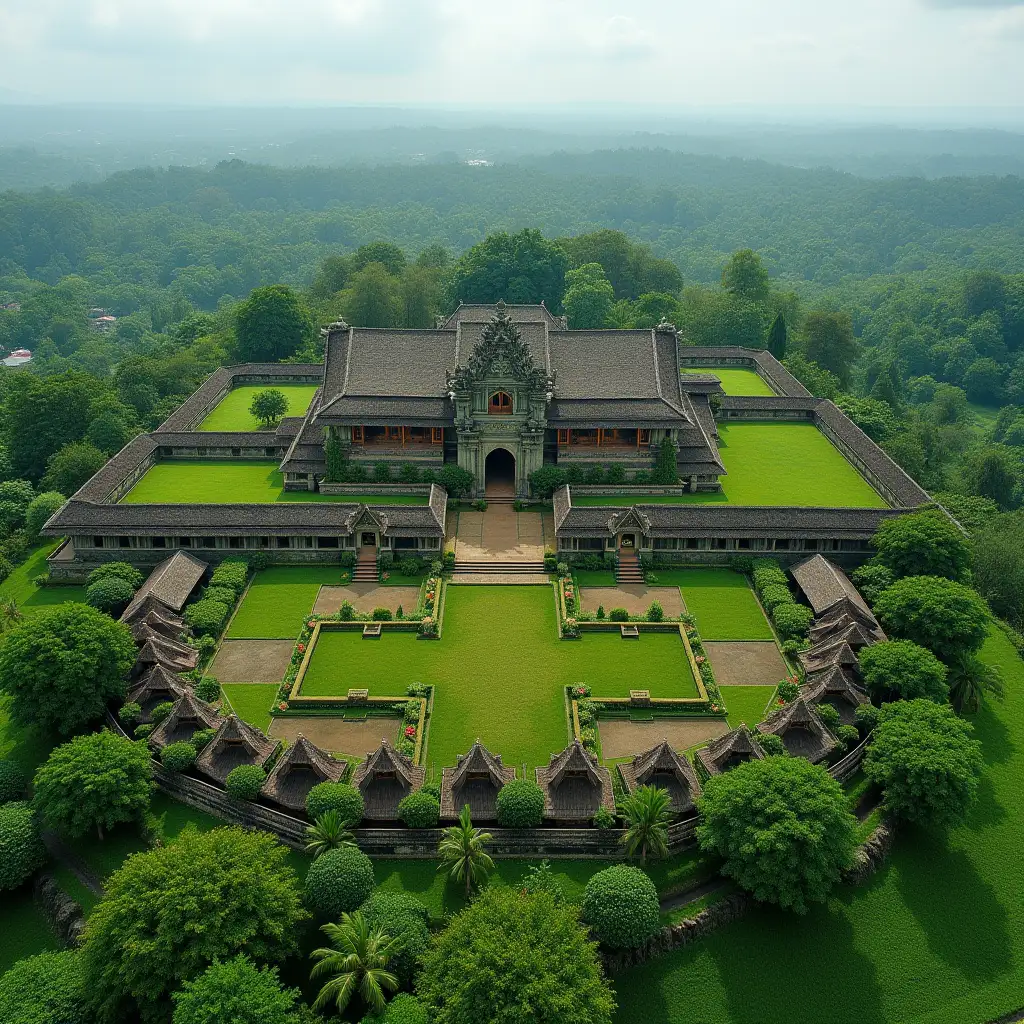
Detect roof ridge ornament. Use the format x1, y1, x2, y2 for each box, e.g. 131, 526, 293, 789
655, 317, 678, 335
446, 303, 551, 392
320, 319, 348, 338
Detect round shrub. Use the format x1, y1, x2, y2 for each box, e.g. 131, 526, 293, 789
304, 846, 374, 917
0, 801, 46, 890
190, 728, 217, 752
752, 561, 788, 594
608, 608, 629, 623
305, 781, 364, 825
118, 701, 142, 725
226, 764, 266, 800
202, 585, 236, 607
248, 551, 270, 572
814, 702, 841, 732
160, 742, 197, 772
836, 724, 861, 750
758, 583, 793, 611
194, 677, 221, 703
150, 700, 175, 724
0, 758, 26, 803
134, 723, 154, 739
646, 600, 664, 622
184, 599, 230, 637
210, 560, 249, 594
755, 731, 786, 756
371, 607, 393, 621
0, 950, 86, 1024
858, 639, 949, 703
593, 806, 616, 829
495, 779, 546, 828
421, 780, 441, 801
772, 602, 814, 641
86, 576, 136, 614
397, 790, 440, 828
87, 561, 144, 590
361, 994, 430, 1024
581, 865, 660, 949
359, 889, 430, 988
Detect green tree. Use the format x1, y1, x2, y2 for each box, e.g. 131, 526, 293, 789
0, 604, 136, 736
82, 826, 306, 1022
580, 865, 660, 949
417, 887, 615, 1024
310, 912, 398, 1018
767, 311, 787, 359
721, 249, 770, 303
697, 756, 857, 912
494, 778, 545, 828
0, 950, 86, 1024
86, 411, 137, 455
858, 639, 949, 704
172, 955, 302, 1024
972, 512, 1024, 626
248, 388, 289, 428
802, 311, 859, 388
874, 576, 990, 662
619, 784, 672, 864
962, 444, 1021, 509
446, 229, 568, 309
23, 490, 66, 538
437, 805, 494, 898
400, 264, 443, 328
41, 441, 106, 497
563, 263, 614, 328
344, 263, 403, 327
33, 731, 152, 840
235, 285, 313, 363
86, 576, 136, 615
947, 650, 1005, 714
652, 437, 678, 485
0, 801, 46, 891
309, 254, 352, 299
964, 270, 1007, 318
305, 846, 375, 918
871, 510, 971, 581
864, 699, 983, 827
305, 810, 357, 859
353, 242, 408, 276
783, 352, 841, 399
358, 889, 430, 989
557, 229, 681, 299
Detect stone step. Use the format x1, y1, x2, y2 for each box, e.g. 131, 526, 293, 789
454, 562, 547, 573
450, 573, 551, 585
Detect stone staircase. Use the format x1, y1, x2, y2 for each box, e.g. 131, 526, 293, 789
450, 559, 548, 585
616, 551, 645, 585
352, 553, 379, 583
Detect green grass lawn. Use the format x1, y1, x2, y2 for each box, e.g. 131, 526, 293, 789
723, 685, 775, 728
662, 569, 775, 641
198, 385, 319, 432
681, 367, 777, 397
299, 586, 698, 773
0, 890, 58, 973
0, 542, 88, 613
120, 461, 428, 505
222, 683, 277, 730
614, 626, 1024, 1024
571, 423, 888, 509
228, 567, 345, 638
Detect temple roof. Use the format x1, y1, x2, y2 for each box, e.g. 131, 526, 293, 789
126, 606, 185, 641
535, 739, 614, 821
801, 664, 870, 710
123, 551, 208, 617
135, 635, 199, 675
799, 639, 859, 675
351, 738, 426, 793
148, 691, 221, 750
440, 740, 516, 819
790, 555, 872, 617
758, 698, 838, 764
126, 664, 188, 723
696, 725, 765, 776
810, 610, 886, 645
261, 735, 347, 812
618, 740, 702, 815
194, 714, 279, 785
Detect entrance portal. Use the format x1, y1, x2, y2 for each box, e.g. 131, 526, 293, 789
484, 448, 516, 498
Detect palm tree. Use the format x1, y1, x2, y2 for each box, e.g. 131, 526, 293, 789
304, 810, 357, 859
437, 804, 494, 897
310, 911, 399, 1017
0, 597, 22, 633
620, 784, 672, 865
948, 651, 1004, 714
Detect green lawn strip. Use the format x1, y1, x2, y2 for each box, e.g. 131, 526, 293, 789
50, 864, 99, 914
228, 567, 344, 638
659, 568, 774, 641
574, 569, 618, 588
379, 572, 429, 588
661, 884, 736, 926
723, 685, 775, 729
198, 385, 319, 431
222, 683, 277, 731
298, 587, 699, 773
681, 367, 777, 397
571, 423, 888, 509
120, 461, 427, 505
0, 542, 88, 613
614, 626, 1024, 1024
0, 889, 58, 973
0, 697, 56, 778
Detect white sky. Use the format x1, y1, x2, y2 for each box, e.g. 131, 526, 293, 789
0, 0, 1022, 113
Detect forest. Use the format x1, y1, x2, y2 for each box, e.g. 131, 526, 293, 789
0, 151, 1023, 627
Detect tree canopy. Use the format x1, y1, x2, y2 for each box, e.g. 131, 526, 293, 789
234, 285, 312, 362
858, 639, 950, 704
871, 510, 972, 581
171, 955, 302, 1024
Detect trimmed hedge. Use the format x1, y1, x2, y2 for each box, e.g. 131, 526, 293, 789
210, 560, 249, 594
397, 790, 441, 828
0, 801, 46, 891
160, 742, 197, 772
495, 779, 546, 828
0, 758, 26, 804
581, 865, 660, 949
87, 561, 144, 590
772, 602, 814, 641
184, 599, 230, 637
225, 764, 266, 800
305, 846, 374, 917
305, 782, 364, 826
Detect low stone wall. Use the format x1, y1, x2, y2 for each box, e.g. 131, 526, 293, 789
33, 872, 86, 948
571, 485, 689, 497
318, 483, 433, 496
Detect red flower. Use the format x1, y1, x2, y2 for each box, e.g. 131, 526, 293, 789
405, 725, 416, 737
297, 643, 306, 654
278, 701, 288, 711
307, 620, 315, 628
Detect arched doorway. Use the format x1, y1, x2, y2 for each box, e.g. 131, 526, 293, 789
484, 447, 516, 498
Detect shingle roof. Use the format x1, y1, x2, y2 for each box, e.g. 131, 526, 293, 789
441, 302, 564, 328
809, 610, 886, 645
800, 665, 870, 713
790, 555, 871, 616
148, 691, 221, 750
758, 698, 838, 764
124, 551, 208, 617
194, 714, 279, 785
134, 636, 199, 675
618, 740, 702, 815
261, 735, 347, 812
126, 664, 188, 724
696, 725, 765, 776
121, 600, 184, 638
535, 739, 614, 821
799, 639, 859, 675
351, 738, 425, 794
440, 741, 515, 820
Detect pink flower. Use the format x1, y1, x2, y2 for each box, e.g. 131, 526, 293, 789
405, 725, 416, 737
278, 701, 288, 711
297, 643, 306, 654
307, 620, 315, 628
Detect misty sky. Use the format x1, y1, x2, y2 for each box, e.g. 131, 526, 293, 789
1, 0, 1023, 111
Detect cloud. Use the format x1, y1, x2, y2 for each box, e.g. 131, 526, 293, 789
922, 0, 1024, 8
596, 15, 657, 59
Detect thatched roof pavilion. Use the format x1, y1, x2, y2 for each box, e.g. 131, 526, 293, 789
696, 725, 765, 777
123, 600, 185, 640
148, 691, 221, 750
440, 741, 515, 820
122, 551, 208, 619
791, 554, 872, 617
134, 635, 199, 676
618, 740, 702, 815
351, 739, 426, 821
535, 739, 614, 823
126, 664, 188, 723
261, 735, 347, 813
194, 714, 279, 785
758, 698, 838, 764
801, 665, 870, 726
799, 639, 859, 676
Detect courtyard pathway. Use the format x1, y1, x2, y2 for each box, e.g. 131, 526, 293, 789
452, 505, 546, 562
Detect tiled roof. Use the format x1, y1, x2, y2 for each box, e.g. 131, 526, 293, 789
441, 302, 564, 328
124, 551, 208, 616
194, 715, 278, 785
155, 431, 286, 449
135, 636, 199, 675
809, 610, 886, 645
261, 735, 347, 812
790, 555, 871, 616
758, 698, 838, 764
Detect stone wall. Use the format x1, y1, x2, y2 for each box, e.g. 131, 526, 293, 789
33, 872, 86, 948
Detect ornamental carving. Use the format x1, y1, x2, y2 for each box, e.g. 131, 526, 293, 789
447, 301, 552, 393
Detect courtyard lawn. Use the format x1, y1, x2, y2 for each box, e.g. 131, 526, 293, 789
665, 569, 775, 641
120, 461, 428, 505
298, 586, 700, 773
228, 567, 345, 638
222, 683, 276, 731
723, 685, 775, 728
0, 891, 58, 973
570, 422, 888, 508
614, 626, 1024, 1024
198, 385, 319, 432
0, 542, 88, 613
681, 367, 777, 397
